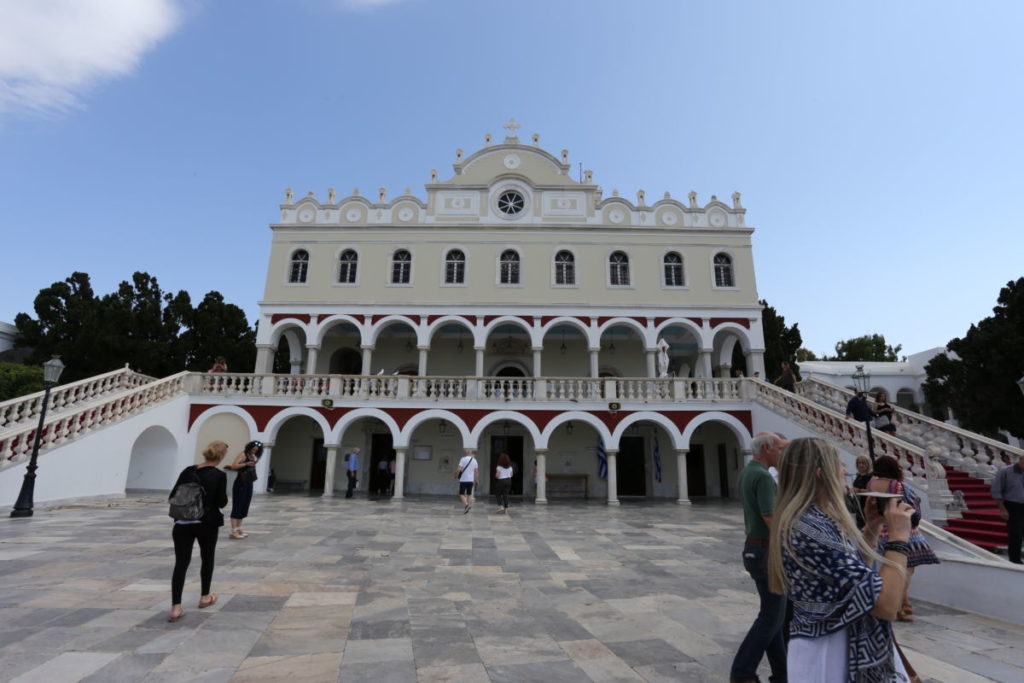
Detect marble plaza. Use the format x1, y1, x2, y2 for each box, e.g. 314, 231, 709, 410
0, 495, 1021, 682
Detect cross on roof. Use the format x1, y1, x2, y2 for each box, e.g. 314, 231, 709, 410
503, 117, 521, 133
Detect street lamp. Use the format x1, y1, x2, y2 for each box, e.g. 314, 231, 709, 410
851, 364, 875, 462
11, 357, 65, 518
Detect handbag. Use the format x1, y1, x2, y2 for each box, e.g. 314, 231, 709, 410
237, 466, 257, 486
872, 415, 891, 429
455, 457, 475, 480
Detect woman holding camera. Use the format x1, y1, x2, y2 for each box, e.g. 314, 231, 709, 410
226, 440, 263, 539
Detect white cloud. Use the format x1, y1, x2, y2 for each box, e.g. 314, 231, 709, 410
0, 0, 181, 117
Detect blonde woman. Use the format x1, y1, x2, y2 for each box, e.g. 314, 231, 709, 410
768, 438, 914, 681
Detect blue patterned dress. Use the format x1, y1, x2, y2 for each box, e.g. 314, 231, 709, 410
784, 506, 905, 682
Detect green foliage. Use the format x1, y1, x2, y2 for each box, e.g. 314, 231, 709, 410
795, 347, 818, 362
15, 272, 255, 382
924, 277, 1024, 438
760, 300, 803, 380
0, 363, 44, 401
831, 334, 902, 362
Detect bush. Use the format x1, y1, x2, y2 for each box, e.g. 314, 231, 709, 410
0, 363, 44, 401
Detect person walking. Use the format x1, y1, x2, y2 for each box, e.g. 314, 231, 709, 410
345, 447, 361, 499
494, 452, 513, 513
225, 440, 263, 539
991, 453, 1024, 564
457, 449, 479, 514
168, 441, 229, 622
775, 361, 796, 392
768, 438, 914, 682
873, 391, 898, 434
730, 432, 788, 683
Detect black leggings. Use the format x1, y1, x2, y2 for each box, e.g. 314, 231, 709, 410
171, 523, 219, 604
495, 478, 512, 508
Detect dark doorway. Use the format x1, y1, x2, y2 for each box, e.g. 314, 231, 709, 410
496, 366, 525, 377
330, 347, 362, 374
717, 443, 730, 498
687, 444, 707, 496
617, 436, 646, 496
370, 433, 396, 496
310, 439, 327, 491
489, 435, 524, 495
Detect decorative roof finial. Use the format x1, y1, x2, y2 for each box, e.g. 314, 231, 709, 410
503, 117, 521, 134
560, 149, 569, 164
430, 169, 439, 182
284, 188, 294, 203
328, 188, 336, 203
455, 148, 463, 161
484, 133, 492, 145
378, 187, 387, 203
688, 191, 698, 208
532, 133, 540, 146
732, 191, 743, 209
636, 189, 646, 206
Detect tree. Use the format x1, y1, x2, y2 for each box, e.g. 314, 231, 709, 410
924, 277, 1024, 438
0, 363, 43, 401
760, 300, 803, 380
831, 334, 902, 362
178, 291, 256, 371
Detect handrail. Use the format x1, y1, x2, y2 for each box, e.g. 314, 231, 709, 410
0, 366, 156, 430
800, 376, 1022, 481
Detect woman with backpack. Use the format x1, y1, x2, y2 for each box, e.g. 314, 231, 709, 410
225, 440, 263, 539
168, 441, 229, 623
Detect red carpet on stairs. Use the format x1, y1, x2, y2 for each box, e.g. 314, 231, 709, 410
942, 465, 1007, 554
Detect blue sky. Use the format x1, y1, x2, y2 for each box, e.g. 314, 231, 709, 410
2, 0, 1021, 358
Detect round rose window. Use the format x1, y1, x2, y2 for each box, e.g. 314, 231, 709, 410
497, 190, 525, 216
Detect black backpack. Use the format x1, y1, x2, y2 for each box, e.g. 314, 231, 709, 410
168, 466, 206, 521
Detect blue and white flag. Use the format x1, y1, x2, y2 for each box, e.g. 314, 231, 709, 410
597, 436, 608, 480
653, 433, 662, 483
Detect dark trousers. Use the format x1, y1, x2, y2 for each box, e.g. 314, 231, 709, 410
171, 523, 219, 604
495, 478, 511, 508
346, 471, 357, 498
730, 542, 787, 682
1006, 501, 1024, 564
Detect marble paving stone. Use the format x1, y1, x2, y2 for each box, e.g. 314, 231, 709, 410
231, 652, 342, 682
337, 659, 417, 682
485, 659, 592, 683
342, 636, 414, 664
10, 651, 118, 683
79, 652, 166, 682
414, 662, 491, 683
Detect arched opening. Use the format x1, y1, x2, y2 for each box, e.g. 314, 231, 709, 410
687, 420, 743, 498
896, 388, 917, 412
273, 326, 307, 374
267, 415, 328, 493
126, 426, 179, 492
403, 416, 467, 496
479, 417, 536, 499
496, 366, 526, 377
320, 320, 361, 374
712, 328, 750, 378
371, 320, 418, 375
540, 323, 589, 377
337, 416, 397, 497
330, 348, 363, 375
614, 421, 679, 499
655, 324, 701, 377
484, 323, 532, 376
598, 324, 645, 376
427, 322, 475, 376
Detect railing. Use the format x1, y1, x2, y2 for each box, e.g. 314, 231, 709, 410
0, 366, 155, 430
799, 377, 1023, 482
0, 372, 188, 468
197, 373, 747, 404
749, 380, 952, 519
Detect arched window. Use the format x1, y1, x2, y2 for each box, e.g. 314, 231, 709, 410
554, 250, 575, 285
499, 249, 520, 284
609, 251, 630, 286
338, 249, 358, 284
445, 249, 465, 284
663, 252, 684, 287
713, 253, 734, 287
289, 250, 309, 283
391, 249, 411, 284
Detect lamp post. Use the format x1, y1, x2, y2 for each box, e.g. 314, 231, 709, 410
851, 364, 875, 462
11, 357, 65, 518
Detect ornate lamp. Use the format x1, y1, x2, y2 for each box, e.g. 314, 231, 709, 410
851, 364, 875, 462
11, 357, 66, 518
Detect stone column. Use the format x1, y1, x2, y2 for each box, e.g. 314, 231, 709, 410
741, 448, 753, 466
697, 350, 713, 377
646, 350, 657, 378
323, 445, 338, 497
748, 350, 765, 378
535, 450, 547, 504
306, 345, 320, 374
361, 345, 374, 374
606, 449, 619, 505
589, 348, 600, 377
255, 345, 274, 373
393, 448, 406, 500
532, 348, 542, 377
418, 348, 428, 376
675, 449, 690, 504
716, 364, 731, 378
475, 348, 485, 376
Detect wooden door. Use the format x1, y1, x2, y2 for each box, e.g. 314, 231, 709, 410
617, 436, 646, 496
310, 438, 327, 491
687, 444, 706, 496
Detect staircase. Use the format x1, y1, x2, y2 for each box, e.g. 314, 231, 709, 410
942, 466, 1007, 553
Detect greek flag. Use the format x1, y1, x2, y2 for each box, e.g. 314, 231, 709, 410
653, 433, 662, 483
597, 436, 608, 480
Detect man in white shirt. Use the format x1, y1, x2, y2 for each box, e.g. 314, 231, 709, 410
457, 449, 479, 514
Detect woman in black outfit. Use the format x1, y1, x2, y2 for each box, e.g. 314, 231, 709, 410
225, 440, 263, 539
168, 441, 229, 622
873, 391, 898, 434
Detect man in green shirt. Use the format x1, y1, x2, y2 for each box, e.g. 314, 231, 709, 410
730, 432, 788, 683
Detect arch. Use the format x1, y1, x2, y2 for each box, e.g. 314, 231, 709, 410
266, 321, 310, 349
539, 316, 592, 344
329, 347, 362, 374
654, 317, 705, 342
398, 409, 472, 448
469, 411, 543, 449
679, 412, 751, 451
368, 315, 420, 345
539, 411, 613, 450
481, 316, 535, 346
329, 408, 403, 447
611, 412, 685, 450
597, 317, 649, 346
188, 404, 260, 437
425, 315, 476, 345
263, 407, 333, 444
711, 324, 753, 370
126, 425, 179, 491
490, 360, 530, 377
310, 314, 364, 347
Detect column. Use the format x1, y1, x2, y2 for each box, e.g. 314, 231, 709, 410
589, 348, 600, 377
675, 449, 690, 504
361, 345, 373, 374
606, 449, 619, 505
697, 350, 713, 377
475, 347, 485, 376
741, 448, 753, 466
646, 350, 657, 378
323, 445, 338, 497
393, 447, 406, 500
418, 348, 428, 376
532, 348, 542, 377
535, 450, 547, 504
716, 363, 731, 378
748, 350, 765, 378
305, 345, 320, 374
255, 345, 274, 373
255, 442, 273, 494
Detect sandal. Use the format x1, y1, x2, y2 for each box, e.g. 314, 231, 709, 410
896, 611, 914, 622
198, 594, 218, 609
168, 609, 185, 623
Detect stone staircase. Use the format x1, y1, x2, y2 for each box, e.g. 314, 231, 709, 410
941, 466, 1007, 553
